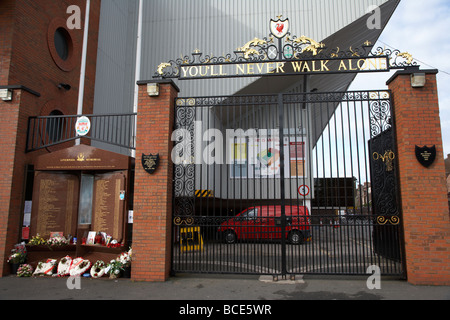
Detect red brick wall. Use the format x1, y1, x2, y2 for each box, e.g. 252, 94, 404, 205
0, 0, 15, 84
132, 81, 178, 282
0, 0, 101, 276
388, 70, 450, 285
0, 91, 21, 274
7, 0, 100, 116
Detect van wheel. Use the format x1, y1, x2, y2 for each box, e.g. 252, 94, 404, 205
289, 230, 304, 245
224, 230, 237, 244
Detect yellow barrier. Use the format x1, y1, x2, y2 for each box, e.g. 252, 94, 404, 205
195, 190, 214, 198
180, 227, 204, 253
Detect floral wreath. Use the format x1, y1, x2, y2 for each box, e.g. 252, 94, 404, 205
33, 259, 57, 276
90, 260, 106, 278
57, 256, 73, 277
69, 258, 91, 277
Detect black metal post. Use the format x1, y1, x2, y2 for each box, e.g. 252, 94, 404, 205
278, 93, 287, 276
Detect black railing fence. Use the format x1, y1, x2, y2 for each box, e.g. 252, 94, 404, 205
26, 113, 137, 152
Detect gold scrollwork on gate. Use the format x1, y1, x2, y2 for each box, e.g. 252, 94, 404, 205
157, 62, 171, 75
174, 216, 194, 226
373, 150, 395, 172
369, 91, 390, 100
176, 98, 196, 107
377, 216, 400, 225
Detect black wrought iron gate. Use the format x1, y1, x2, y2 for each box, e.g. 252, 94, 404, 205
171, 90, 404, 278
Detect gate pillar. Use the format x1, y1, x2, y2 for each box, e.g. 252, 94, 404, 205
132, 80, 179, 282
387, 69, 450, 285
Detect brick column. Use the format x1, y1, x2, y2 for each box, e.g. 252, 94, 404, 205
0, 87, 38, 276
132, 80, 179, 282
387, 69, 450, 285
0, 89, 21, 276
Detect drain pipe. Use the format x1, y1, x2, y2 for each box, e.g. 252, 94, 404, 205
132, 0, 143, 158
76, 0, 91, 145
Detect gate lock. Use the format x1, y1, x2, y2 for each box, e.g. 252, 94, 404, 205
180, 227, 204, 253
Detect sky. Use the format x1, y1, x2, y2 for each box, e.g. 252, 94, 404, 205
349, 0, 450, 156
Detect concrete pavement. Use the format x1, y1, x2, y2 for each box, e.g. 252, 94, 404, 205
0, 274, 449, 301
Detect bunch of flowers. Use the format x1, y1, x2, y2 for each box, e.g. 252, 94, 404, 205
47, 236, 69, 247
107, 259, 124, 279
7, 252, 26, 264
28, 235, 46, 246
16, 264, 33, 277
106, 239, 122, 248
7, 245, 27, 264
118, 248, 132, 267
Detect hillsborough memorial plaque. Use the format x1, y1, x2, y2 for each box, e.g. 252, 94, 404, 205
30, 172, 79, 238
92, 172, 126, 241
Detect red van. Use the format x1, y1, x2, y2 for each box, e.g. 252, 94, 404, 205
219, 206, 311, 245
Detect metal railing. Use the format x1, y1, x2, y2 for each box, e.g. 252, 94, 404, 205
26, 113, 137, 152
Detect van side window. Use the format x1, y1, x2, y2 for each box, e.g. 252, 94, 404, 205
244, 208, 258, 220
